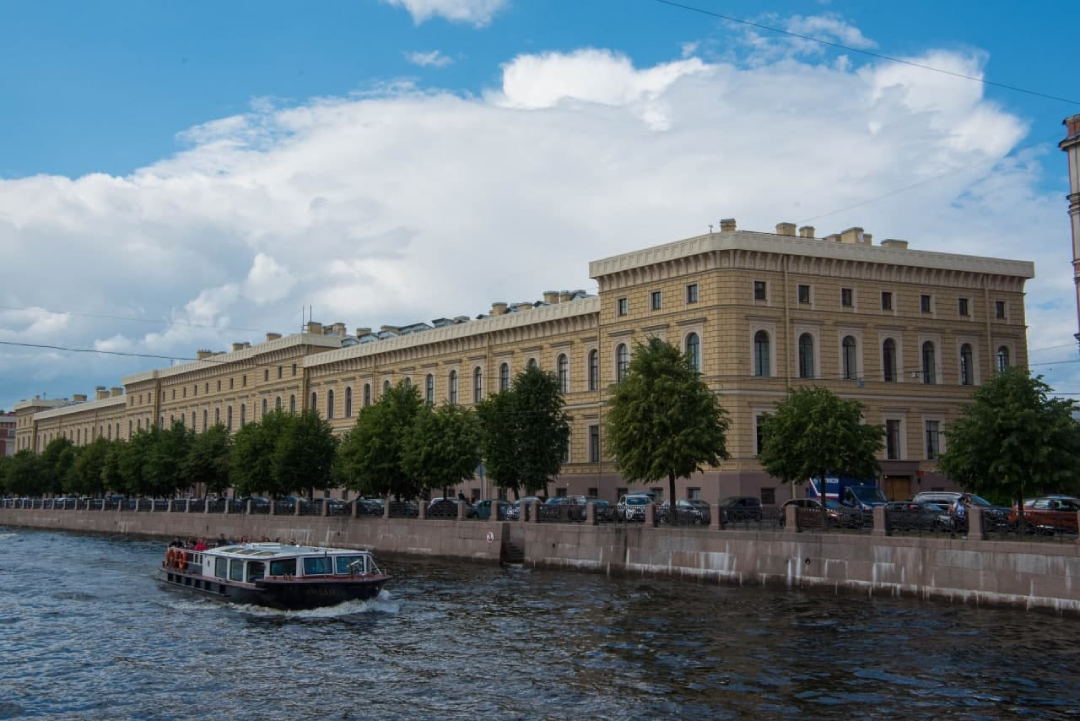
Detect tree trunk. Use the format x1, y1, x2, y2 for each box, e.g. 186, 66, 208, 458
668, 472, 676, 526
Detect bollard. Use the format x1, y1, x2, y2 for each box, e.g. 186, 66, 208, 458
783, 504, 798, 532
872, 506, 888, 537
418, 500, 427, 520
586, 501, 596, 525
644, 502, 655, 526
966, 505, 985, 540
295, 500, 302, 517
205, 498, 211, 514
456, 499, 466, 521
529, 499, 540, 523
185, 499, 192, 514
710, 503, 723, 530
270, 500, 276, 516
321, 498, 329, 517
352, 498, 359, 519
247, 499, 253, 515
384, 499, 392, 520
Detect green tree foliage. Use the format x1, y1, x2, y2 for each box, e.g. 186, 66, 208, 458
185, 423, 233, 497
476, 389, 522, 497
101, 440, 125, 495
5, 450, 43, 497
0, 455, 10, 495
758, 387, 884, 513
606, 337, 731, 509
335, 382, 424, 499
118, 428, 155, 496
146, 422, 194, 497
68, 436, 111, 497
276, 409, 338, 500
403, 404, 482, 499
230, 411, 291, 498
40, 437, 75, 495
938, 368, 1080, 512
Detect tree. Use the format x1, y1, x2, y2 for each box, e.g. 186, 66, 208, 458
335, 381, 425, 499
606, 337, 730, 514
403, 404, 482, 499
275, 409, 338, 499
5, 450, 43, 497
185, 424, 233, 498
476, 389, 523, 498
68, 436, 111, 497
230, 411, 291, 498
758, 387, 883, 524
146, 421, 194, 497
101, 440, 126, 495
938, 368, 1080, 519
40, 437, 75, 495
118, 428, 155, 496
509, 365, 571, 496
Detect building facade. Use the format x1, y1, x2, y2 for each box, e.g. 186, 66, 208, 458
0, 411, 15, 457
13, 220, 1033, 504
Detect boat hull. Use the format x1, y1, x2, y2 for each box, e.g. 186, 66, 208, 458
157, 567, 388, 610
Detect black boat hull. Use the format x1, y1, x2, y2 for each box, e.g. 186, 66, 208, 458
157, 568, 388, 610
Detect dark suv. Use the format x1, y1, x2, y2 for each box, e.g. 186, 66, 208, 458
718, 496, 763, 522
912, 491, 1011, 530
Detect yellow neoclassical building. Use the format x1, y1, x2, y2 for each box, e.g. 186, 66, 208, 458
14, 220, 1033, 504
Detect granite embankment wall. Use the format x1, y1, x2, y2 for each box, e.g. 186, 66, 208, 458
3, 508, 1078, 613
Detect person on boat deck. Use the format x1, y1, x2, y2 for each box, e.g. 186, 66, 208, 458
169, 537, 183, 548
194, 538, 208, 551
217, 533, 230, 546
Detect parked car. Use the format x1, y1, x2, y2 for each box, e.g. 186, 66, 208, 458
240, 496, 271, 512
884, 500, 953, 532
718, 496, 763, 523
325, 498, 351, 515
356, 498, 386, 517
781, 498, 866, 528
911, 491, 1011, 530
659, 499, 710, 524
616, 494, 655, 521
1009, 496, 1080, 535
472, 499, 510, 520
505, 496, 541, 520
427, 498, 476, 518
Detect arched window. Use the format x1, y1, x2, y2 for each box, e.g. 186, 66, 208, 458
240, 404, 246, 427
753, 331, 770, 377
364, 384, 372, 407
474, 367, 483, 403
588, 349, 599, 391
921, 341, 936, 384
275, 396, 282, 411
997, 346, 1010, 373
226, 406, 233, 430
425, 374, 435, 405
108, 424, 113, 440
960, 344, 974, 385
798, 334, 814, 379
203, 410, 208, 430
685, 333, 700, 373
383, 380, 391, 392
191, 411, 196, 429
311, 392, 318, 411
214, 408, 220, 425
883, 339, 897, 382
116, 423, 120, 439
404, 377, 412, 389
499, 363, 510, 391
289, 395, 296, 414
262, 398, 268, 417
842, 336, 857, 381
616, 344, 629, 382
449, 370, 458, 405
345, 387, 353, 418
557, 354, 569, 393
527, 358, 538, 370
327, 390, 335, 419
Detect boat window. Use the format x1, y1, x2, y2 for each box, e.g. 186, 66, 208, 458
270, 558, 296, 576
214, 557, 228, 579
246, 562, 265, 583
303, 556, 333, 576
335, 555, 364, 574
229, 560, 244, 582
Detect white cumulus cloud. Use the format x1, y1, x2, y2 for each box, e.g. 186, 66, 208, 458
406, 50, 455, 68
381, 0, 507, 27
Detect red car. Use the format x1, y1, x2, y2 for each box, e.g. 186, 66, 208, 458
1008, 496, 1080, 534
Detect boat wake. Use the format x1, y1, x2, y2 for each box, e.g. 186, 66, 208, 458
232, 589, 399, 619
0, 532, 18, 541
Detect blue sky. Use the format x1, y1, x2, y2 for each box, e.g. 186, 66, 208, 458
2, 0, 1080, 409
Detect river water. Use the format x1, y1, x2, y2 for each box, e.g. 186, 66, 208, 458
2, 526, 1079, 719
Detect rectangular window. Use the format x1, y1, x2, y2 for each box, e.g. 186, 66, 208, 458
229, 378, 235, 390
687, 487, 702, 500
216, 380, 221, 392
229, 560, 244, 582
760, 488, 776, 505
242, 375, 247, 387
881, 291, 893, 311
921, 295, 931, 313
755, 415, 765, 455
925, 420, 940, 460
885, 419, 901, 460
616, 297, 628, 317
278, 366, 283, 379
264, 369, 269, 382
686, 283, 699, 304
616, 487, 628, 501
958, 298, 969, 317
214, 557, 228, 579
650, 290, 662, 311
798, 285, 810, 304
587, 487, 598, 498
650, 487, 664, 503
995, 301, 1006, 319
754, 281, 767, 301
292, 364, 297, 376
589, 425, 600, 463
303, 557, 332, 576
841, 288, 853, 307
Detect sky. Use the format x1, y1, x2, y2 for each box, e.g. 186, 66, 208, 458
2, 0, 1079, 411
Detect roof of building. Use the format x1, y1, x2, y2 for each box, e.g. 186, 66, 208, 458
32, 394, 127, 421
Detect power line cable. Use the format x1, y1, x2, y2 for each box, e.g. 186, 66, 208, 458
649, 0, 1080, 105
0, 304, 265, 335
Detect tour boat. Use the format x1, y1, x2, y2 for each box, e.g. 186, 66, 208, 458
158, 542, 389, 610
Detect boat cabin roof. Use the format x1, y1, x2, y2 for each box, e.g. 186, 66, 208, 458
206, 542, 371, 560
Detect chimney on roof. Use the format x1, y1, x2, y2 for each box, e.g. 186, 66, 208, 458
720, 218, 736, 232
231, 342, 245, 352
95, 387, 109, 400
243, 342, 251, 349
799, 226, 815, 238
543, 290, 560, 304
306, 321, 323, 335
490, 302, 508, 316
265, 332, 282, 342
110, 387, 123, 397
197, 350, 213, 360
355, 327, 371, 336
880, 239, 909, 250
513, 302, 532, 312
863, 233, 873, 245
775, 222, 796, 237
380, 325, 400, 334
72, 394, 87, 402
825, 234, 841, 242
558, 291, 573, 303
839, 227, 866, 245
330, 322, 347, 336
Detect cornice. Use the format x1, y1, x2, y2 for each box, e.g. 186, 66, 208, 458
33, 395, 127, 421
